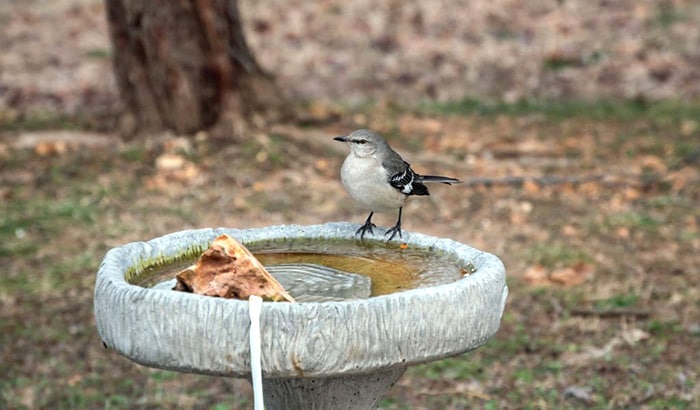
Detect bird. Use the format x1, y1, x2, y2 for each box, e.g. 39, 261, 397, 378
334, 129, 460, 241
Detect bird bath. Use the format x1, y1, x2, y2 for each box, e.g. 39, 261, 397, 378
94, 223, 508, 409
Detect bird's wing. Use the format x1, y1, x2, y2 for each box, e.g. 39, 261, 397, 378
387, 161, 429, 196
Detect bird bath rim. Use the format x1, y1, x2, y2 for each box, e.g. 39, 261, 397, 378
94, 222, 508, 379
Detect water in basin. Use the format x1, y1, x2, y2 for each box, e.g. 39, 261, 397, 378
130, 238, 469, 297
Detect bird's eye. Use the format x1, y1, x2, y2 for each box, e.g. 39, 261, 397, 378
356, 139, 367, 144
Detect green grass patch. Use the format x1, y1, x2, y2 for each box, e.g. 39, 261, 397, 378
669, 141, 700, 168
120, 146, 148, 163
647, 320, 684, 336
418, 98, 700, 123
0, 189, 103, 295
0, 113, 89, 132
407, 354, 484, 380
0, 195, 98, 241
513, 367, 534, 383
594, 293, 639, 309
528, 242, 592, 268
604, 211, 663, 233
654, 2, 689, 28
85, 48, 111, 59
149, 370, 179, 382
379, 397, 405, 409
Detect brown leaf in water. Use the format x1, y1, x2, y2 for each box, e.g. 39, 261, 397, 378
174, 234, 295, 302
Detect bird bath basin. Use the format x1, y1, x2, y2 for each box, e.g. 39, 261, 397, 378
94, 223, 508, 409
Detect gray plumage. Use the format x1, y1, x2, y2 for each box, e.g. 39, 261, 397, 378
334, 129, 460, 240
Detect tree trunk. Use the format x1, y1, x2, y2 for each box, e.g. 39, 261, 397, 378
105, 0, 287, 138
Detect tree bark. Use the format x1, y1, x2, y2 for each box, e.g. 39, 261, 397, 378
105, 0, 287, 138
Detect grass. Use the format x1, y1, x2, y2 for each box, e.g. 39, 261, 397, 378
0, 194, 98, 252
407, 353, 485, 381
528, 242, 592, 268
1, 99, 698, 409
654, 2, 689, 28
604, 211, 664, 233
0, 112, 90, 132
417, 98, 700, 123
85, 48, 111, 59
594, 293, 639, 309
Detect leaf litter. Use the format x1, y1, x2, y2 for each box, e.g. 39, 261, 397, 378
0, 0, 699, 408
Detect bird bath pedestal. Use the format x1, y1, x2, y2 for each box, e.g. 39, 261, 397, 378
94, 223, 508, 409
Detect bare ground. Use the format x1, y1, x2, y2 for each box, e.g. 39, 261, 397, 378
2, 0, 700, 121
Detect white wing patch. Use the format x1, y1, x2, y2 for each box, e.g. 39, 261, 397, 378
390, 165, 417, 194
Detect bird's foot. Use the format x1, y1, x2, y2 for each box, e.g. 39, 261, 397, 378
355, 212, 377, 240
355, 221, 377, 240
384, 223, 402, 241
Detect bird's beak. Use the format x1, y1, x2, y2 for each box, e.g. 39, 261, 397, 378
333, 136, 348, 142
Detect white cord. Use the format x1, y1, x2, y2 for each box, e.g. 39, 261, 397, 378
248, 295, 264, 410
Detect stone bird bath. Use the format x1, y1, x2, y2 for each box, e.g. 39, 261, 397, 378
94, 223, 508, 409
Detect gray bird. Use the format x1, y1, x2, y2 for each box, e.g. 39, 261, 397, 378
334, 129, 460, 240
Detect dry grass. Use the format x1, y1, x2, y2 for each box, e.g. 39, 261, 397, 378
1, 107, 698, 408
1, 0, 699, 408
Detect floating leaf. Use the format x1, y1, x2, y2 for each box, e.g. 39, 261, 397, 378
174, 234, 295, 302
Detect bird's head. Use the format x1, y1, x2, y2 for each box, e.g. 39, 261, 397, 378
334, 129, 385, 158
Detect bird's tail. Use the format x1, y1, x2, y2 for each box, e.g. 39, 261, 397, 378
417, 175, 461, 185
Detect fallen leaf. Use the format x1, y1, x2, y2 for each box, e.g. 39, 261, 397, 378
680, 119, 698, 136
174, 234, 294, 302
523, 180, 540, 194
252, 181, 265, 192
155, 153, 186, 171
522, 262, 594, 287
509, 211, 527, 225
561, 224, 579, 237
667, 166, 697, 192
35, 140, 68, 156
550, 262, 594, 286
522, 264, 549, 286
579, 181, 601, 197
397, 115, 443, 135
307, 101, 341, 120
615, 226, 630, 238
622, 187, 641, 201
640, 155, 667, 173
314, 158, 330, 172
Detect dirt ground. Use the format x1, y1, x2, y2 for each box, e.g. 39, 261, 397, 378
1, 0, 699, 409
2, 0, 700, 122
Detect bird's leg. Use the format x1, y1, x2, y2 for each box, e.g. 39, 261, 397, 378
355, 212, 376, 240
385, 207, 403, 241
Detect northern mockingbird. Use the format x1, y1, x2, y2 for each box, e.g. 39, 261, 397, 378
334, 129, 460, 240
